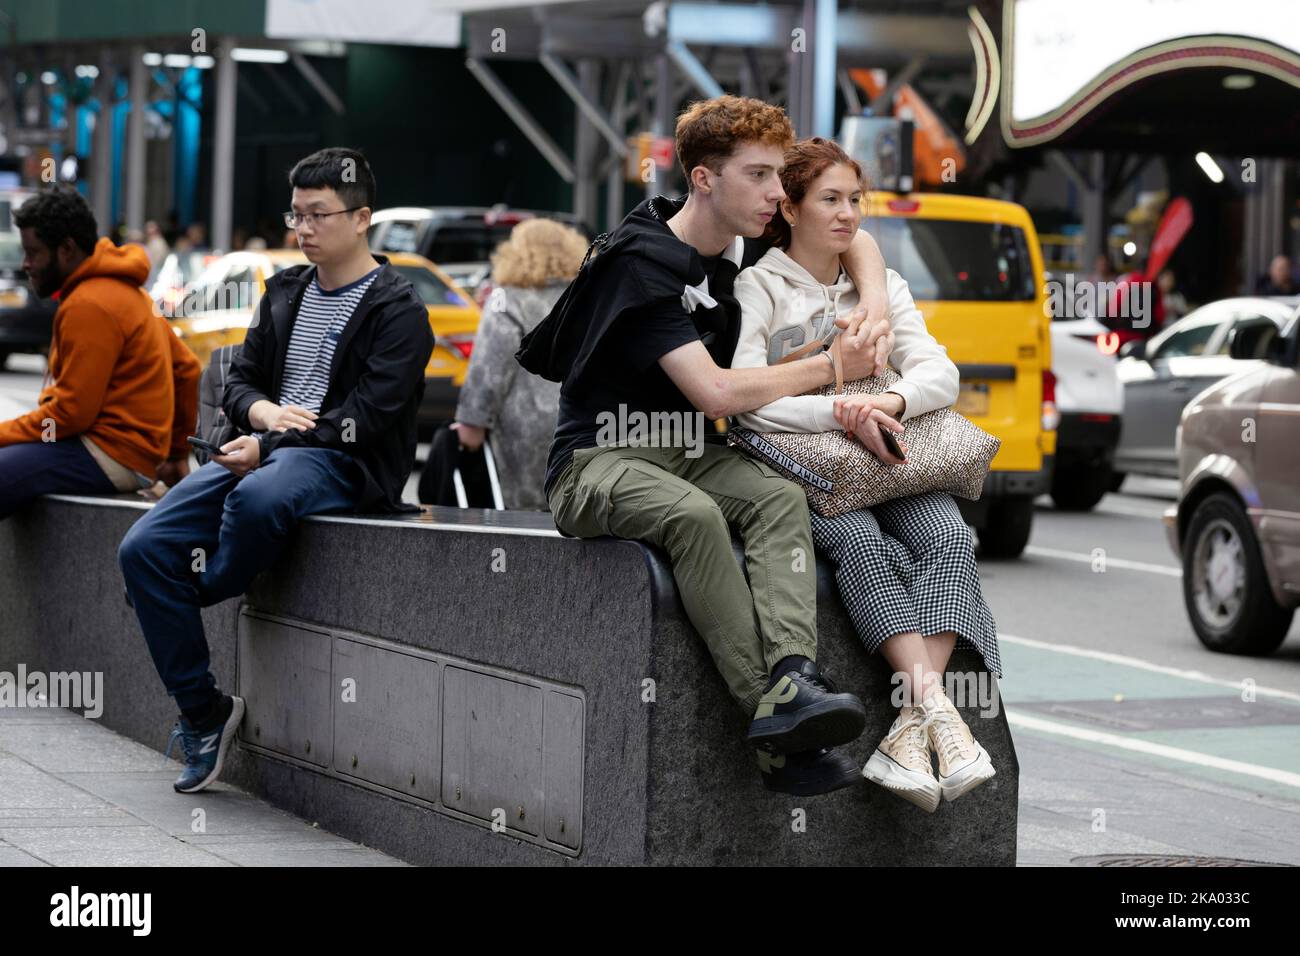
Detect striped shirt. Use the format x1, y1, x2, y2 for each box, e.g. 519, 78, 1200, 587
278, 266, 380, 413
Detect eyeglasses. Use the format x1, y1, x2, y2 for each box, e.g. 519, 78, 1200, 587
283, 207, 365, 229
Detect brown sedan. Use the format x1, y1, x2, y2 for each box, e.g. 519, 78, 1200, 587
1164, 310, 1300, 654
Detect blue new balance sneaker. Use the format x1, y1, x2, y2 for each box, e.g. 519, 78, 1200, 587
163, 694, 245, 793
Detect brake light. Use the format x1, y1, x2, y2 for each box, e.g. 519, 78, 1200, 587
446, 335, 474, 360
484, 210, 529, 227
1080, 413, 1114, 423
1096, 332, 1120, 355
886, 199, 920, 213
1042, 369, 1059, 431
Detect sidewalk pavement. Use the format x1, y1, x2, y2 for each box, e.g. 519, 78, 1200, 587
7, 690, 1297, 868
0, 705, 405, 867
1013, 730, 1300, 866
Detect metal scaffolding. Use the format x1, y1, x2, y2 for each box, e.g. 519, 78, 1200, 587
461, 0, 973, 231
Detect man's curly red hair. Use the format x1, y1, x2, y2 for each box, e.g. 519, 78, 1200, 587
674, 95, 795, 190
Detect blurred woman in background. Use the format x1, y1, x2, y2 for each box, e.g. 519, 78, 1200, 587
450, 217, 587, 510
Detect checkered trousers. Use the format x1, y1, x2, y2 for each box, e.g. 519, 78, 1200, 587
809, 491, 1002, 676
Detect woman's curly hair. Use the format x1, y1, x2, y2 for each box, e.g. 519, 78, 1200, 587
490, 218, 589, 289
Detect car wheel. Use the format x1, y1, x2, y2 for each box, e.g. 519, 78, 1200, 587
977, 496, 1033, 559
1108, 470, 1126, 493
1051, 461, 1112, 511
1182, 493, 1293, 655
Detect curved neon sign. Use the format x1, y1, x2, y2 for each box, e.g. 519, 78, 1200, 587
1002, 0, 1300, 146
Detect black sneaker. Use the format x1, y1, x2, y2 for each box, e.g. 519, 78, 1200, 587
757, 747, 862, 796
746, 660, 867, 755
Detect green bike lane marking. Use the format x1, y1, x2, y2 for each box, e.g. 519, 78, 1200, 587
991, 635, 1300, 802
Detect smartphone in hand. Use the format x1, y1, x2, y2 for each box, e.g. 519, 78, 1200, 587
878, 424, 906, 462
186, 435, 228, 458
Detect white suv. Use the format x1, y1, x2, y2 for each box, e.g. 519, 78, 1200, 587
1048, 313, 1123, 510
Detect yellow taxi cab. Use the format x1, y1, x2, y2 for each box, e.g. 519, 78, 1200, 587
167, 249, 480, 426
861, 192, 1056, 557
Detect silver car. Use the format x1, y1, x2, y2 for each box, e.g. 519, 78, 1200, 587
1165, 310, 1300, 654
1116, 296, 1299, 480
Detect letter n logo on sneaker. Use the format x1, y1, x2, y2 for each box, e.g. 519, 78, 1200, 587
754, 676, 799, 719
200, 732, 220, 755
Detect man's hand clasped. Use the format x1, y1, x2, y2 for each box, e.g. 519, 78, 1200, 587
835, 287, 895, 378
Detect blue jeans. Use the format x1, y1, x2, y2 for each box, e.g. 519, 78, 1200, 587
118, 447, 361, 714
0, 439, 116, 519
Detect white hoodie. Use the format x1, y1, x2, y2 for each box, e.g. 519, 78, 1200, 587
732, 246, 959, 433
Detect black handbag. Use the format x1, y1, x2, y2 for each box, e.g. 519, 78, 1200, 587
417, 425, 503, 508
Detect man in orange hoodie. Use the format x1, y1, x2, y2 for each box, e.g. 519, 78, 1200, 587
0, 186, 201, 518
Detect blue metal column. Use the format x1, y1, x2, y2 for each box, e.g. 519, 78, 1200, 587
173, 65, 202, 227
813, 0, 837, 138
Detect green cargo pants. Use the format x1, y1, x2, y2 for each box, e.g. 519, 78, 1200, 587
548, 441, 819, 713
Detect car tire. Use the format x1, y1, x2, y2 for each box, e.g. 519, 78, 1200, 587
977, 496, 1033, 559
1051, 461, 1112, 511
1108, 470, 1126, 493
1182, 492, 1294, 655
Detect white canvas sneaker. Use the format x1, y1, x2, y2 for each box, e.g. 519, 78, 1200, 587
924, 689, 995, 803
862, 707, 941, 813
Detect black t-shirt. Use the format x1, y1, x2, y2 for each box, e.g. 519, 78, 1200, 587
543, 235, 768, 497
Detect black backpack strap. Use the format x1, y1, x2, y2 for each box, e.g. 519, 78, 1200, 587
515, 230, 621, 380
581, 232, 610, 268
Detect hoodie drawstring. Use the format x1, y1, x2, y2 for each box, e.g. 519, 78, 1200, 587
818, 285, 848, 349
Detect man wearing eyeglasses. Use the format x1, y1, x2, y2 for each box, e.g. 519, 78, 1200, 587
118, 147, 433, 794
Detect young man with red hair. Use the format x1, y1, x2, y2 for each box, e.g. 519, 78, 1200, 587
519, 96, 897, 795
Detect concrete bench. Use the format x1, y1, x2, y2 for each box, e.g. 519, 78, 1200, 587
0, 493, 1017, 865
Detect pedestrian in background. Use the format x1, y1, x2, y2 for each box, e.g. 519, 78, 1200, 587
1086, 252, 1116, 287
143, 220, 170, 272
0, 187, 201, 517
1157, 269, 1189, 322
450, 218, 586, 510
1256, 254, 1295, 296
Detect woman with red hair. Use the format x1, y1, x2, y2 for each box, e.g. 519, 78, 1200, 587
732, 137, 1001, 813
